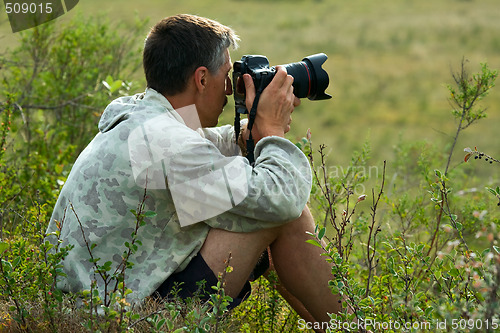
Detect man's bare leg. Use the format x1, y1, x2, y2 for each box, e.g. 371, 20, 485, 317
262, 255, 322, 330
199, 206, 341, 323
263, 265, 327, 333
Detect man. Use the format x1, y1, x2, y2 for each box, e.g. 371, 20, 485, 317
47, 14, 340, 324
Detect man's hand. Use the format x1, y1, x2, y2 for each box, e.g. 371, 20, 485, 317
243, 66, 300, 142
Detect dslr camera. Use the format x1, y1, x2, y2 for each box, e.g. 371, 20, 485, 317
232, 53, 331, 114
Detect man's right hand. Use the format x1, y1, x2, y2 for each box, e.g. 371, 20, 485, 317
242, 66, 300, 142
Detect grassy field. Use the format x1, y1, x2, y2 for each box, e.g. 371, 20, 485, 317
1, 0, 500, 169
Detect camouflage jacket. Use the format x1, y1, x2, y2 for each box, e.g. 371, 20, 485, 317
46, 88, 312, 304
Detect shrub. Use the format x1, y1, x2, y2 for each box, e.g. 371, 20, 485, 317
305, 59, 499, 333
0, 13, 147, 233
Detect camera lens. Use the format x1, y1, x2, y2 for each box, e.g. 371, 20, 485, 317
282, 53, 331, 100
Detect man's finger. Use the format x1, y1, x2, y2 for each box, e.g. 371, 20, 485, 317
243, 73, 256, 110
269, 66, 289, 88
293, 97, 301, 108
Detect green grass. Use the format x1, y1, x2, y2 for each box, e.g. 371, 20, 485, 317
2, 0, 499, 169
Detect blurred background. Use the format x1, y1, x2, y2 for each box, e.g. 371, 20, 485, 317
1, 0, 499, 169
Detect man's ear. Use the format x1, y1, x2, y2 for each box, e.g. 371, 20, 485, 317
194, 66, 209, 93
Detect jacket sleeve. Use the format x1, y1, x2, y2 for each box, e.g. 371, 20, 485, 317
163, 130, 312, 232
129, 114, 312, 232
202, 136, 313, 232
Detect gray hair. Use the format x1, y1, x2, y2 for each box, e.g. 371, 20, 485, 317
143, 14, 239, 96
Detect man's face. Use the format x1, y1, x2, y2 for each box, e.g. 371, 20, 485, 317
197, 49, 233, 127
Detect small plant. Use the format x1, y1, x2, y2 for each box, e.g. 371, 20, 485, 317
306, 161, 385, 327
0, 13, 148, 236
74, 187, 156, 332
444, 60, 498, 175
231, 272, 304, 333
0, 201, 74, 332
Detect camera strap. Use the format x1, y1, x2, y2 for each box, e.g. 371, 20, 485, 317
234, 82, 265, 166
245, 90, 261, 165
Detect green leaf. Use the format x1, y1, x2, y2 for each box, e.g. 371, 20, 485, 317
144, 211, 157, 218
305, 239, 322, 248
52, 288, 64, 302
487, 187, 497, 196
12, 256, 21, 268
55, 163, 63, 174
109, 80, 123, 93
102, 76, 124, 93
425, 306, 434, 317
156, 318, 166, 330
0, 241, 9, 255
448, 268, 460, 277
318, 227, 326, 240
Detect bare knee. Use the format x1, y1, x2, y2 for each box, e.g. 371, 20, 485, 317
273, 206, 315, 238
199, 206, 313, 276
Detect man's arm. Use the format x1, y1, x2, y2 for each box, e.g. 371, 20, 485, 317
164, 129, 311, 230
165, 67, 309, 230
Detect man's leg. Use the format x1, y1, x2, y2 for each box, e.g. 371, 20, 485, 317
263, 258, 321, 328
199, 206, 341, 323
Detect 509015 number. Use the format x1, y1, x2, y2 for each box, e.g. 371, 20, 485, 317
5, 2, 53, 14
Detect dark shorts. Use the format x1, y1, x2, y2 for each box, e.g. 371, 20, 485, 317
153, 253, 255, 310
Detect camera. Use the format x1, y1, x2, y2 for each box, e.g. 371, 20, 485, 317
232, 53, 331, 114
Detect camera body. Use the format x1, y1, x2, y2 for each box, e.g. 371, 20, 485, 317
232, 53, 332, 114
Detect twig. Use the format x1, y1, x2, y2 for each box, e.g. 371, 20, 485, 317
464, 147, 500, 165
69, 202, 111, 305
364, 161, 386, 297
19, 93, 93, 111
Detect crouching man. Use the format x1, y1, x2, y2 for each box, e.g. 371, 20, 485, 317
46, 14, 341, 326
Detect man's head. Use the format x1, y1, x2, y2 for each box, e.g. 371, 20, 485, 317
143, 14, 239, 98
